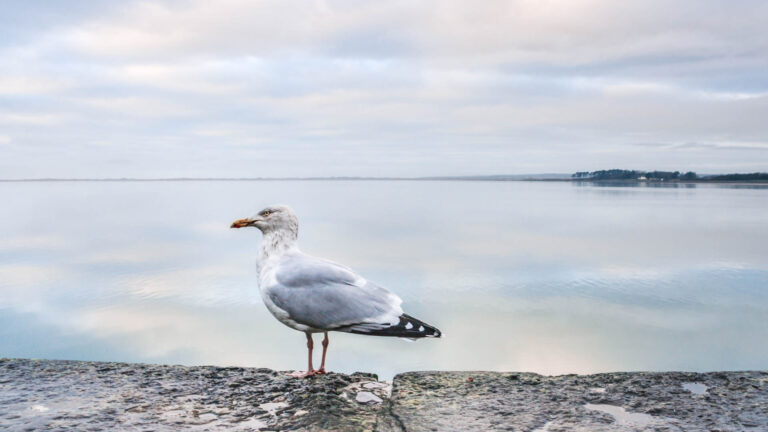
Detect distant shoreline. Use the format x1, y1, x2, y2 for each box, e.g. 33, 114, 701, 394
2, 177, 768, 185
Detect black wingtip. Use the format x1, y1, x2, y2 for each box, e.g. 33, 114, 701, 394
347, 314, 442, 338
402, 314, 442, 338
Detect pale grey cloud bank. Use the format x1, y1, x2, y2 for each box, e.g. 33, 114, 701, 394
1, 0, 767, 178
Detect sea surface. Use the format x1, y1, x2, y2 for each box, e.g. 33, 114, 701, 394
1, 180, 767, 379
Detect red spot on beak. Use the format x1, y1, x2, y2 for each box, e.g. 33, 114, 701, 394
230, 218, 253, 229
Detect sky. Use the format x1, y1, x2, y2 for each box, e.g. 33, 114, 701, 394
1, 0, 767, 178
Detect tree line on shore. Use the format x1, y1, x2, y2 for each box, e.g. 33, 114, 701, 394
571, 170, 768, 181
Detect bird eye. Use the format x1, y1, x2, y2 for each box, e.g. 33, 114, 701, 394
262, 210, 271, 216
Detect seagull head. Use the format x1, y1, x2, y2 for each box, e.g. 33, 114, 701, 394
231, 204, 299, 235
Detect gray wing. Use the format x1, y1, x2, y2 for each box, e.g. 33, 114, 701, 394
265, 252, 403, 331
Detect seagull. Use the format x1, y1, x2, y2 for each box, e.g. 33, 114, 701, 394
231, 205, 441, 378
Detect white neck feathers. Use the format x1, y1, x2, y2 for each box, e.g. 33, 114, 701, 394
259, 228, 298, 262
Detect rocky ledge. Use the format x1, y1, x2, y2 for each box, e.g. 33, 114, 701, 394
1, 359, 766, 431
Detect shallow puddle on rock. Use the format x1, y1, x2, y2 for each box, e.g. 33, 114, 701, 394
259, 402, 289, 416
197, 413, 218, 423
682, 382, 708, 395
585, 403, 655, 426
236, 417, 269, 430
355, 391, 383, 404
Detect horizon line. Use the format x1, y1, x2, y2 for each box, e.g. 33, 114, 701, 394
2, 171, 766, 183
0, 174, 573, 182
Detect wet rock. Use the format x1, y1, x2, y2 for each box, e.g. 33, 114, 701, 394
376, 371, 768, 431
1, 359, 766, 431
0, 358, 384, 431
356, 392, 383, 405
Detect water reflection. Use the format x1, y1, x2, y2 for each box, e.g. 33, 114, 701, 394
572, 180, 768, 190
0, 181, 766, 379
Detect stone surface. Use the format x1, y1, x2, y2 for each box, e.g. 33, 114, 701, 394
356, 392, 384, 405
1, 359, 766, 431
377, 371, 768, 432
0, 358, 387, 431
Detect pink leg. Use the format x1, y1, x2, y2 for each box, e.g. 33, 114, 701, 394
288, 333, 315, 378
316, 332, 329, 374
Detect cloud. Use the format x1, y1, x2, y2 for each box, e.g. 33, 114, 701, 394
0, 264, 67, 289
1, 0, 767, 177
0, 234, 66, 251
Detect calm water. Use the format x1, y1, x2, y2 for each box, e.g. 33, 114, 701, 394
1, 180, 767, 379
